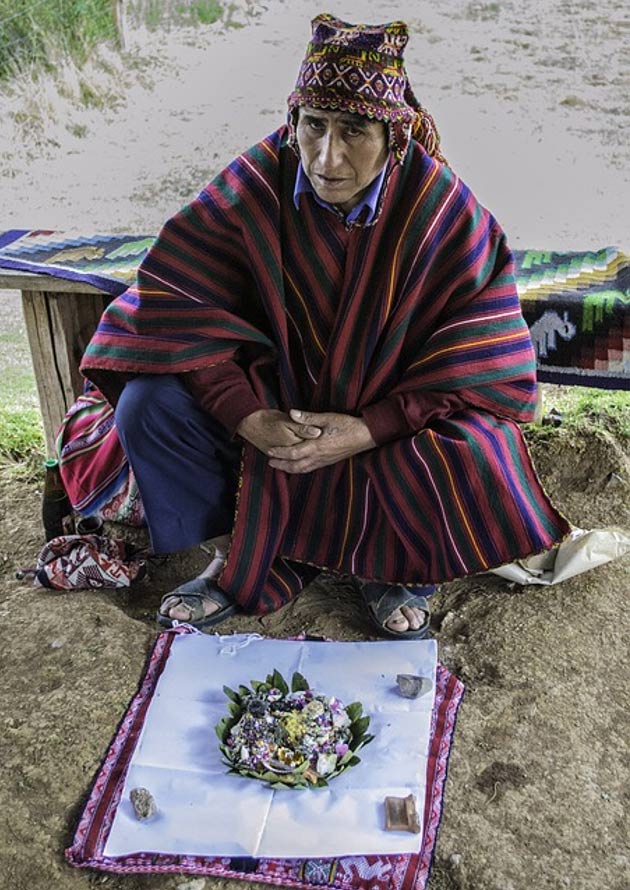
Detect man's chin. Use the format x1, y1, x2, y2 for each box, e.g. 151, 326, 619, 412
313, 185, 354, 208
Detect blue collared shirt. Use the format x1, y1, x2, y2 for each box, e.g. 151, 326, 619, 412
293, 162, 387, 224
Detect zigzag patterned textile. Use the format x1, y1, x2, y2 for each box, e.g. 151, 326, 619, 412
516, 247, 629, 388
71, 127, 570, 614
0, 229, 152, 294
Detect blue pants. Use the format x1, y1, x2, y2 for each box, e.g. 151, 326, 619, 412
115, 375, 240, 554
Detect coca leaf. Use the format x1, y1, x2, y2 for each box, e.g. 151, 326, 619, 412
291, 671, 310, 692
215, 716, 232, 742
271, 669, 289, 695
351, 716, 371, 737
345, 702, 363, 722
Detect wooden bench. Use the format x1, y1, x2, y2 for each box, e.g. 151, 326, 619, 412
0, 269, 111, 451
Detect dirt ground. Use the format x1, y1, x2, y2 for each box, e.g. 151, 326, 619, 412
0, 2, 629, 889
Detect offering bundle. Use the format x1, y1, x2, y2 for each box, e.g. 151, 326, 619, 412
216, 670, 374, 789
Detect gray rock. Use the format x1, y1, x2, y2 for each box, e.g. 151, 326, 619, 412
130, 787, 157, 821
396, 673, 433, 699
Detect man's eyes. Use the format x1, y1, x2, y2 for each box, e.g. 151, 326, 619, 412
306, 121, 364, 138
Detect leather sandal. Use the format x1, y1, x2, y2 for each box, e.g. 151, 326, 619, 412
156, 576, 238, 630
360, 582, 433, 640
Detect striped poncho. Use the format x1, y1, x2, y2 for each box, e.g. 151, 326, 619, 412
82, 126, 570, 615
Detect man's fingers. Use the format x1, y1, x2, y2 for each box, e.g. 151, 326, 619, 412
268, 442, 314, 460
269, 458, 322, 473
299, 424, 322, 438
285, 420, 321, 439
288, 409, 322, 438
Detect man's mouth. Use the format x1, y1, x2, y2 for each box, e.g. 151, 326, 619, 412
314, 174, 348, 188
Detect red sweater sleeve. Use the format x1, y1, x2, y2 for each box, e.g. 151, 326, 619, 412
361, 390, 469, 446
183, 361, 264, 437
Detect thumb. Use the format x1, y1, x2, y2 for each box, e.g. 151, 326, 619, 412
289, 408, 322, 438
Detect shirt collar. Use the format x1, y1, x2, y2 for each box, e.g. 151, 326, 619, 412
293, 162, 387, 224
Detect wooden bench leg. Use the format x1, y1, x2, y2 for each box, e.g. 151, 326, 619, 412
21, 289, 109, 453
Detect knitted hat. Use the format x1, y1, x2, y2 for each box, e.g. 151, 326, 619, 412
287, 13, 444, 163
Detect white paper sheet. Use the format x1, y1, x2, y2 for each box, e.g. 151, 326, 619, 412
104, 634, 438, 859
492, 526, 630, 585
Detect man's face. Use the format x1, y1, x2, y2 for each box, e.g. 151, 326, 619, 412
296, 106, 389, 213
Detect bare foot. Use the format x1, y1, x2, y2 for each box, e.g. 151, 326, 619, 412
385, 604, 428, 634
160, 591, 222, 622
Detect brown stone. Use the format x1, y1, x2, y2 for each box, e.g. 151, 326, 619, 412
384, 794, 421, 833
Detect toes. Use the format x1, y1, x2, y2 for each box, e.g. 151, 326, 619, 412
385, 607, 410, 633
170, 595, 220, 620
161, 593, 221, 622
159, 594, 180, 617
401, 604, 425, 631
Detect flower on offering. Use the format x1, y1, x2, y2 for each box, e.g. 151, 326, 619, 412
215, 670, 374, 789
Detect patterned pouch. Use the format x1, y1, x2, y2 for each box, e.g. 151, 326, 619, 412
31, 534, 147, 590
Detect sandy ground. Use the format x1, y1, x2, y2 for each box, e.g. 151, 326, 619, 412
0, 2, 629, 889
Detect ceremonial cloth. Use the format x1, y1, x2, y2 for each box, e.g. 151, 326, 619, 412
81, 126, 571, 615
66, 628, 465, 890
103, 633, 439, 858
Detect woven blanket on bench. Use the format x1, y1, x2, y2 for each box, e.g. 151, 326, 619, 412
1, 230, 628, 389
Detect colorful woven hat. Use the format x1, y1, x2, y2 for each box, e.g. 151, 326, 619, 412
287, 13, 444, 163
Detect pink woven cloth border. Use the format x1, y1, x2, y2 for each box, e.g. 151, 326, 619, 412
66, 627, 464, 890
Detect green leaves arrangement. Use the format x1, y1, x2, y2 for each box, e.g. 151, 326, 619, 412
215, 669, 374, 790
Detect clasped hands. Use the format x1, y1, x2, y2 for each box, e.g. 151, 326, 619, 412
236, 408, 376, 473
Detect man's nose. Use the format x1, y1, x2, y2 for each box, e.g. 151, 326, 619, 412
318, 131, 345, 171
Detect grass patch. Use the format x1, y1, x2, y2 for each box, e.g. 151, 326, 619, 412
129, 0, 225, 30
0, 322, 45, 472
0, 404, 44, 456
536, 384, 630, 440
0, 0, 118, 81
188, 0, 223, 25
0, 404, 45, 474
0, 0, 237, 87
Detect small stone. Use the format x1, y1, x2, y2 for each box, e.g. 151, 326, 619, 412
384, 794, 421, 833
130, 787, 157, 821
396, 674, 433, 699
50, 639, 64, 649
176, 880, 207, 890
449, 853, 462, 867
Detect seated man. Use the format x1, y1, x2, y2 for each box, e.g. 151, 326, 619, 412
81, 14, 570, 639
